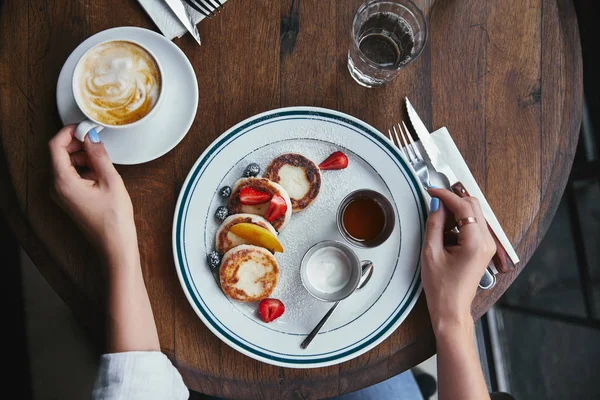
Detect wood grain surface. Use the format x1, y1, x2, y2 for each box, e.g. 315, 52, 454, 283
0, 0, 582, 398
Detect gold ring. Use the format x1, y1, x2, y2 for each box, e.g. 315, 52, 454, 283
456, 217, 478, 228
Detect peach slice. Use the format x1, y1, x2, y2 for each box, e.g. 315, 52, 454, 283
229, 223, 284, 253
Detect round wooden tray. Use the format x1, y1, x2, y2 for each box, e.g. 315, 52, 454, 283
0, 0, 582, 398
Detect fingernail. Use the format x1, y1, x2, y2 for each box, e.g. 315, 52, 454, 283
427, 185, 440, 190
430, 197, 440, 212
88, 128, 101, 143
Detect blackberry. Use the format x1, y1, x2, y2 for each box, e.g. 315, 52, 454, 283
215, 206, 229, 221
243, 163, 261, 177
219, 186, 232, 198
207, 251, 221, 269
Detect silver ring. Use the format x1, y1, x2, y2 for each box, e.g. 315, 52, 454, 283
456, 217, 478, 229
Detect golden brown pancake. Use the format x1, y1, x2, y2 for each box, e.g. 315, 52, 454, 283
215, 214, 277, 254
228, 178, 293, 231
219, 245, 279, 302
264, 153, 321, 212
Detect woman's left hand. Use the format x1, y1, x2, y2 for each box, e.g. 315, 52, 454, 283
48, 125, 138, 266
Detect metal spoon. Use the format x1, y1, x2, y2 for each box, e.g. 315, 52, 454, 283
300, 261, 374, 349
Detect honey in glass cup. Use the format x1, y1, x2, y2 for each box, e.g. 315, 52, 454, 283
337, 189, 395, 248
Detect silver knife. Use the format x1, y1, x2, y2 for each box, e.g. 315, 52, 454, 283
164, 0, 202, 45
405, 97, 515, 276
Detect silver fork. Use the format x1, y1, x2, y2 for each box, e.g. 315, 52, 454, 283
386, 121, 496, 290
183, 0, 212, 18
387, 121, 431, 188
184, 0, 224, 18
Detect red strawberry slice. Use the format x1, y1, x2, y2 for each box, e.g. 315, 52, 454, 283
239, 187, 271, 205
319, 151, 348, 170
265, 194, 288, 222
258, 298, 285, 323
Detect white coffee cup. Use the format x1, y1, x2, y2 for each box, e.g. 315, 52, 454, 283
71, 39, 164, 142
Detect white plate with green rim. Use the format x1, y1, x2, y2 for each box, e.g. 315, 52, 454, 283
173, 107, 427, 368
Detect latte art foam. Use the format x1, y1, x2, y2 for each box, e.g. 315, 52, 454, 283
75, 41, 161, 125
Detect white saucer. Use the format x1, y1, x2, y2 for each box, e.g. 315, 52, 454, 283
56, 27, 198, 165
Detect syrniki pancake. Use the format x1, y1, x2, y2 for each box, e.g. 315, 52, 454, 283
228, 177, 293, 231
264, 153, 321, 212
219, 245, 279, 302
215, 214, 277, 254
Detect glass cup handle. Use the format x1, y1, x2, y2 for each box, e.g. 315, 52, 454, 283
75, 120, 104, 142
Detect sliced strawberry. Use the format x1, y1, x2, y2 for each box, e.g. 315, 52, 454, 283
239, 187, 271, 205
258, 298, 285, 323
265, 194, 287, 222
319, 151, 348, 170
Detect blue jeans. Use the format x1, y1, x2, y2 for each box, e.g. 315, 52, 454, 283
330, 371, 423, 400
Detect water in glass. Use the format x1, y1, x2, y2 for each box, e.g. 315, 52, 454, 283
348, 0, 427, 88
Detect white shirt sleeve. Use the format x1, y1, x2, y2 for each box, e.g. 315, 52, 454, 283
92, 351, 189, 400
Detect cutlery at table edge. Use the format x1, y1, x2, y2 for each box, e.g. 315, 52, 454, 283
404, 97, 517, 274
386, 123, 497, 291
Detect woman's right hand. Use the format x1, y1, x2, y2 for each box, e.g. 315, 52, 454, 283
421, 188, 496, 333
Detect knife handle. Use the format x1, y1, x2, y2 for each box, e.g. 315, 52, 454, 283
451, 182, 515, 274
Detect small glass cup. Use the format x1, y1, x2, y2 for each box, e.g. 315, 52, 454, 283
337, 189, 396, 248
347, 0, 428, 88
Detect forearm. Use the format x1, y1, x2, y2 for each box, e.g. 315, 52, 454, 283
105, 243, 160, 353
435, 317, 490, 400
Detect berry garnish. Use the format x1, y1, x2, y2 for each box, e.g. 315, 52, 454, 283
258, 298, 285, 323
215, 206, 229, 221
239, 187, 271, 205
207, 251, 221, 269
243, 163, 261, 177
220, 186, 232, 198
264, 194, 287, 222
319, 151, 348, 170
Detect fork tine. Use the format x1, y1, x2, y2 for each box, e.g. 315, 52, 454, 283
387, 128, 406, 158
396, 123, 416, 161
202, 0, 219, 12
393, 125, 412, 161
184, 0, 211, 18
386, 128, 396, 146
398, 122, 419, 161
391, 125, 402, 147
198, 0, 217, 15
385, 129, 398, 147
191, 0, 215, 17
385, 129, 396, 147
385, 129, 396, 146
214, 0, 225, 9
206, 0, 222, 12
400, 121, 422, 159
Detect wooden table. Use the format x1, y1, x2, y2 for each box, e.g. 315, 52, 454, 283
0, 0, 582, 398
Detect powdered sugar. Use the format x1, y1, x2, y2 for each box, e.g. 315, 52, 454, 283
205, 134, 391, 334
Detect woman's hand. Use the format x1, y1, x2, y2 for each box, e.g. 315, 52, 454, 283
423, 188, 494, 400
48, 125, 138, 267
50, 126, 160, 353
421, 188, 496, 333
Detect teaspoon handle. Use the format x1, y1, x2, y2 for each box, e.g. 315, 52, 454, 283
301, 301, 341, 349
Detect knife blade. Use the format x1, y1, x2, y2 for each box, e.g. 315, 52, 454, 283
405, 99, 460, 187
405, 97, 515, 274
165, 0, 202, 45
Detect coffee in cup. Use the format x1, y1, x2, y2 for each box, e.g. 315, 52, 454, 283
72, 40, 163, 141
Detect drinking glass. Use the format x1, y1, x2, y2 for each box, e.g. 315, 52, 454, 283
348, 0, 428, 88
